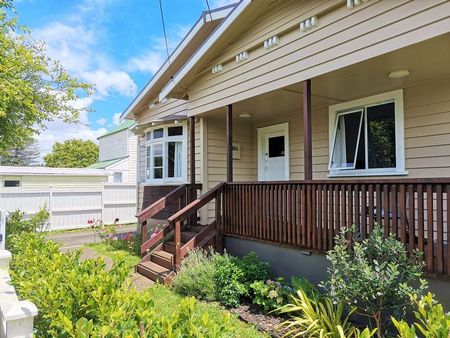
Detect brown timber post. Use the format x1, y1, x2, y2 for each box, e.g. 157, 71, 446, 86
189, 116, 197, 226
303, 80, 313, 246
303, 79, 312, 181
175, 220, 182, 267
226, 104, 233, 183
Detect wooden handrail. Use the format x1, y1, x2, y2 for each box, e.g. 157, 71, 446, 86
168, 182, 225, 224
225, 178, 450, 185
136, 184, 201, 222
169, 182, 225, 267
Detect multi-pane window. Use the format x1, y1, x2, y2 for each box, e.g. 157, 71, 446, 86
329, 90, 405, 176
145, 124, 186, 183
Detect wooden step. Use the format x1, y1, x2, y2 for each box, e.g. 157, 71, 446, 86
163, 241, 176, 254
136, 261, 173, 284
150, 250, 174, 269
181, 231, 197, 243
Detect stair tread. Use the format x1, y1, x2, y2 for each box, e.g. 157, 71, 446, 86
139, 261, 172, 276
153, 250, 173, 260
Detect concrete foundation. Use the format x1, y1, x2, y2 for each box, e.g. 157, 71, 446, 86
224, 236, 450, 310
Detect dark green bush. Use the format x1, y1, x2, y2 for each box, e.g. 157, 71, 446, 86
323, 225, 427, 336
232, 251, 270, 288
214, 253, 247, 307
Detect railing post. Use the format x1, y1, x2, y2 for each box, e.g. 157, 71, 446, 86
215, 191, 223, 253
140, 220, 147, 247
175, 220, 182, 267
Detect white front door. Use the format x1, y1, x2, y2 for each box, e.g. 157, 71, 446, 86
258, 123, 289, 181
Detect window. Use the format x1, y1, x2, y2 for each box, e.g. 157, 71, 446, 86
329, 90, 405, 176
145, 123, 187, 183
4, 180, 20, 187
113, 172, 123, 183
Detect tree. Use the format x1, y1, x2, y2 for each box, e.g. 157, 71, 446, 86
0, 1, 92, 155
0, 139, 41, 166
44, 139, 99, 168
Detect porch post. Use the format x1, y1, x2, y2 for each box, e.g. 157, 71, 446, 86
189, 116, 197, 226
226, 104, 233, 182
303, 79, 312, 180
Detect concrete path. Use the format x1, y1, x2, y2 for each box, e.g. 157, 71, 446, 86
47, 224, 137, 252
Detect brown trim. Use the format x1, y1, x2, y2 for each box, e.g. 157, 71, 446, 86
225, 178, 450, 185
226, 104, 233, 182
303, 79, 312, 180
189, 116, 197, 207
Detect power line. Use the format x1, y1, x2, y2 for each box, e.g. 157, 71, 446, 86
205, 0, 214, 24
158, 0, 171, 67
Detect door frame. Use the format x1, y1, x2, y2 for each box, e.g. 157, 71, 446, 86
257, 122, 290, 181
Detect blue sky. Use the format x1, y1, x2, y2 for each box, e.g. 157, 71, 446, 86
14, 0, 235, 155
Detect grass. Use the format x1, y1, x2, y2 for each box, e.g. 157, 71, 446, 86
148, 284, 267, 338
86, 242, 140, 271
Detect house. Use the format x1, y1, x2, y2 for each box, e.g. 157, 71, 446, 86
122, 0, 450, 305
0, 166, 136, 230
89, 119, 138, 184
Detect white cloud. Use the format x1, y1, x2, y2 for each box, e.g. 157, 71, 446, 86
112, 113, 121, 126
81, 70, 137, 98
96, 117, 107, 126
126, 25, 190, 75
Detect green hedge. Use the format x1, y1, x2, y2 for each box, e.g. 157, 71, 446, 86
8, 233, 264, 337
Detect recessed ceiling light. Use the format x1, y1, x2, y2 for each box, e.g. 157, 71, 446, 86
239, 113, 252, 118
388, 69, 410, 79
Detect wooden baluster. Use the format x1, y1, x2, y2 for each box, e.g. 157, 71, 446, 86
296, 185, 301, 246
417, 184, 424, 252
340, 184, 346, 233
391, 184, 398, 239
361, 184, 367, 240
426, 184, 434, 273
400, 184, 407, 244
175, 220, 182, 267
334, 184, 340, 237
383, 184, 389, 237
368, 184, 374, 232
316, 185, 322, 250
436, 184, 443, 274
329, 184, 335, 248
286, 185, 291, 245
215, 193, 223, 252
301, 185, 307, 247
347, 185, 353, 229
354, 184, 360, 238
408, 184, 415, 255
323, 184, 328, 250
376, 184, 382, 226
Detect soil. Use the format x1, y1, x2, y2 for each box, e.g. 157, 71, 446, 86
230, 302, 288, 337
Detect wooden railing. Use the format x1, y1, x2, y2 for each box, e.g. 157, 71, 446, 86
222, 179, 450, 278
137, 184, 201, 255
168, 182, 225, 266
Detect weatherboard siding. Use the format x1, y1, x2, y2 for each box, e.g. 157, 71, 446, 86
186, 0, 449, 115
99, 129, 129, 162
139, 99, 188, 125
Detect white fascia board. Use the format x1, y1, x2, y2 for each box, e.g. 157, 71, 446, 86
121, 5, 235, 122
159, 0, 252, 102
0, 166, 109, 177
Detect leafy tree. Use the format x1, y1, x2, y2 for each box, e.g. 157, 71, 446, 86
0, 139, 41, 166
44, 139, 98, 168
0, 0, 92, 155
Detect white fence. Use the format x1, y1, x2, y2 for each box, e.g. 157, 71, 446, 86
0, 184, 137, 231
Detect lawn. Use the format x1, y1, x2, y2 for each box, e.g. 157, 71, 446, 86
86, 241, 140, 271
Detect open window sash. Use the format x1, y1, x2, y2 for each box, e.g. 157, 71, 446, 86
329, 109, 364, 170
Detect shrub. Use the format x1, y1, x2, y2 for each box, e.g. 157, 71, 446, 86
214, 253, 247, 307
322, 226, 427, 337
172, 248, 218, 301
9, 233, 264, 337
392, 292, 450, 338
278, 289, 358, 338
232, 252, 270, 288
250, 278, 287, 313
6, 207, 49, 248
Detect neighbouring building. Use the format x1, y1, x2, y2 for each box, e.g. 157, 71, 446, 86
89, 119, 138, 184
121, 1, 450, 307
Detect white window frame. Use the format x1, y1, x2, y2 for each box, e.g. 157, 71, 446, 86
144, 123, 188, 184
328, 89, 406, 177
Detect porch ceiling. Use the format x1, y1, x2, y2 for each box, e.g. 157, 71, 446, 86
201, 33, 450, 121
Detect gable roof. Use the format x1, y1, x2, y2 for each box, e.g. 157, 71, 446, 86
121, 3, 237, 121
98, 120, 136, 139
159, 0, 255, 101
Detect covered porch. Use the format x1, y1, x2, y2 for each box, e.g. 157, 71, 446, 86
192, 34, 450, 277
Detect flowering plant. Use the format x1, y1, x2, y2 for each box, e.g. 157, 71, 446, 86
250, 278, 287, 313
